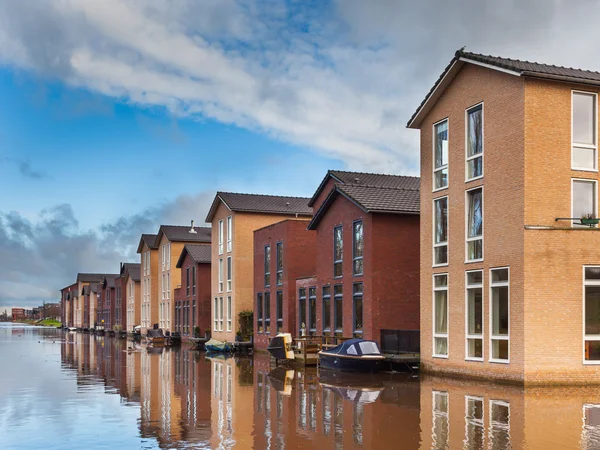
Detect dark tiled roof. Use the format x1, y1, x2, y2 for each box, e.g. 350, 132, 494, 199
101, 274, 119, 289
205, 192, 312, 222
121, 263, 141, 282
408, 49, 600, 128
137, 234, 158, 253
76, 273, 116, 283
176, 244, 212, 268
158, 225, 211, 243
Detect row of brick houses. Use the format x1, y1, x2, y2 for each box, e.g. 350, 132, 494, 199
58, 48, 600, 384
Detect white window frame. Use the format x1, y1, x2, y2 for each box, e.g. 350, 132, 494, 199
227, 296, 232, 332
214, 297, 218, 331
226, 215, 232, 253
572, 178, 598, 228
432, 391, 449, 449
218, 258, 223, 293
465, 102, 484, 182
465, 270, 484, 362
433, 117, 449, 192
489, 400, 510, 444
464, 396, 484, 447
465, 186, 484, 263
219, 297, 224, 331
226, 256, 232, 292
433, 196, 449, 268
433, 273, 449, 358
489, 267, 510, 364
583, 266, 600, 365
218, 219, 224, 255
572, 90, 598, 172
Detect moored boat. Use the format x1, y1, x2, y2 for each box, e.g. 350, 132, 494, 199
205, 338, 230, 352
146, 328, 165, 345
267, 333, 295, 360
318, 339, 385, 373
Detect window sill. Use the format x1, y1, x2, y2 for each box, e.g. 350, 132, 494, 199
465, 259, 484, 264
432, 263, 448, 269
465, 357, 484, 362
433, 186, 448, 194
572, 167, 599, 173
489, 358, 510, 364
465, 175, 484, 183
432, 354, 448, 359
582, 360, 600, 365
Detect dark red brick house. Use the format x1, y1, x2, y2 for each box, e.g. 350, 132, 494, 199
81, 284, 97, 329
253, 219, 316, 350
97, 274, 118, 332
60, 283, 77, 327
174, 244, 212, 337
298, 170, 421, 348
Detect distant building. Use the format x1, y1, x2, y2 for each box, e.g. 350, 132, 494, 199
12, 308, 26, 322
137, 234, 159, 333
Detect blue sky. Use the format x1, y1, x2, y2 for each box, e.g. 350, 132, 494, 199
2, 0, 600, 308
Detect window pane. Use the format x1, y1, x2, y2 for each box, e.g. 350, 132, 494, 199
353, 284, 363, 334
323, 298, 331, 331
309, 288, 316, 331
467, 288, 483, 335
353, 221, 363, 258
467, 105, 483, 157
586, 286, 600, 335
467, 271, 482, 285
434, 198, 448, 244
334, 262, 343, 278
467, 189, 483, 238
353, 259, 363, 276
574, 93, 595, 145
467, 240, 482, 261
434, 337, 448, 356
358, 341, 379, 355
574, 146, 596, 169
492, 286, 509, 336
434, 168, 448, 190
587, 267, 600, 280
491, 269, 509, 283
334, 227, 343, 261
435, 120, 448, 169
585, 341, 600, 361
492, 339, 509, 360
434, 247, 448, 266
434, 274, 448, 287
573, 181, 596, 221
468, 339, 483, 358
434, 291, 447, 334
467, 156, 483, 179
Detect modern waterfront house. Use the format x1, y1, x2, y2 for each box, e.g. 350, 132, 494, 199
154, 225, 211, 334
408, 49, 600, 384
253, 219, 316, 350
205, 192, 313, 344
120, 263, 141, 333
174, 244, 212, 337
137, 233, 159, 334
293, 170, 420, 348
97, 274, 119, 332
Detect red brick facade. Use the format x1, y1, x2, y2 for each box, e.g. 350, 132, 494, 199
174, 251, 212, 337
253, 219, 316, 350
60, 283, 77, 327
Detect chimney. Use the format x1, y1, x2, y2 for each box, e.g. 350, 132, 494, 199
189, 220, 197, 234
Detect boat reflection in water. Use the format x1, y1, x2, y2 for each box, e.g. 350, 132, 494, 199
53, 330, 600, 449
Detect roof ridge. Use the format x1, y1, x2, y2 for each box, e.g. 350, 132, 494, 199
330, 169, 420, 180
340, 183, 420, 190
218, 191, 311, 200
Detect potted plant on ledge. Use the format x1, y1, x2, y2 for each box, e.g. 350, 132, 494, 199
235, 330, 243, 342
581, 213, 599, 227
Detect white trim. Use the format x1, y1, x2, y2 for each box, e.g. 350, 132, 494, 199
571, 90, 598, 172
433, 196, 449, 268
433, 273, 449, 358
218, 219, 224, 255
433, 117, 449, 192
583, 266, 600, 364
465, 186, 484, 263
459, 57, 522, 76
571, 178, 598, 228
489, 267, 510, 364
226, 215, 232, 253
465, 102, 484, 182
465, 269, 484, 362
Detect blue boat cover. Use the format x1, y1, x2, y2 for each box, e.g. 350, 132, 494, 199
323, 339, 382, 356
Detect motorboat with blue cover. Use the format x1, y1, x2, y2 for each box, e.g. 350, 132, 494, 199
318, 338, 385, 373
205, 338, 231, 353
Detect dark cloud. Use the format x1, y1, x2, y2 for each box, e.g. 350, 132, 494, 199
2, 157, 49, 180
0, 191, 215, 308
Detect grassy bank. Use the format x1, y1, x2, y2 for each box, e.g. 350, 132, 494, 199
21, 318, 62, 327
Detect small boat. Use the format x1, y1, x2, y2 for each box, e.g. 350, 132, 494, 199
318, 339, 386, 373
205, 338, 230, 352
68, 327, 77, 332
146, 328, 165, 345
267, 333, 295, 360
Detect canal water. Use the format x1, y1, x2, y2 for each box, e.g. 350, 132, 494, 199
1, 323, 600, 449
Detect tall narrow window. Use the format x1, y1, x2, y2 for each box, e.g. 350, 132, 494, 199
219, 297, 223, 331
584, 267, 600, 362
432, 391, 449, 449
334, 226, 343, 278
192, 266, 196, 296
298, 288, 306, 334
276, 242, 283, 286
186, 267, 190, 297
218, 258, 223, 292
573, 179, 597, 227
322, 286, 331, 334
226, 215, 232, 252
227, 296, 232, 332
334, 285, 343, 334
353, 283, 363, 337
434, 197, 448, 266
308, 287, 316, 335
490, 268, 509, 362
434, 119, 449, 190
433, 274, 448, 357
264, 245, 271, 287
573, 91, 597, 171
466, 270, 483, 360
353, 221, 364, 276
264, 292, 271, 333
226, 256, 232, 292
466, 188, 483, 261
218, 219, 224, 255
464, 397, 484, 450
276, 291, 283, 332
466, 104, 483, 180
489, 401, 511, 449
214, 297, 219, 331
257, 293, 263, 333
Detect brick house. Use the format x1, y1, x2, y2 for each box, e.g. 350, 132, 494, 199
174, 244, 212, 337
253, 219, 316, 350
115, 263, 140, 332
137, 234, 159, 333
408, 49, 600, 384
205, 192, 313, 343
81, 284, 98, 329
121, 263, 141, 332
291, 170, 420, 347
60, 283, 77, 327
97, 274, 118, 331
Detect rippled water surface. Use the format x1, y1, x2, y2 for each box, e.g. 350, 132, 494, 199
2, 323, 600, 449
